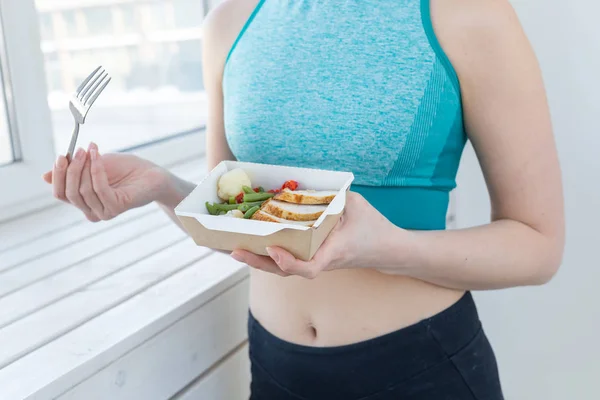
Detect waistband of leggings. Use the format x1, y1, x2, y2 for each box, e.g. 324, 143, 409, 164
248, 291, 480, 356
422, 290, 482, 355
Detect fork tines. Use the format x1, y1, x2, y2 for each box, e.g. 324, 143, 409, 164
75, 66, 111, 107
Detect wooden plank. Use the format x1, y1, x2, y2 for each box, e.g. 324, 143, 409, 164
0, 253, 247, 400
0, 204, 84, 253
172, 343, 250, 400
0, 205, 156, 272
58, 280, 250, 400
0, 157, 203, 253
0, 224, 187, 329
0, 239, 213, 370
0, 211, 172, 297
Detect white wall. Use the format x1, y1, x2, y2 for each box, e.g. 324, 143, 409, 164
455, 1, 600, 399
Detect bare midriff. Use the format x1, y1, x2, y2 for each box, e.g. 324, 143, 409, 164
249, 268, 465, 347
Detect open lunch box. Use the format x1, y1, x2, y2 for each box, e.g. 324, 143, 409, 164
174, 161, 355, 261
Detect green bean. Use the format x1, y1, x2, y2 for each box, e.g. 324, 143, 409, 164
243, 192, 274, 202
228, 196, 236, 204
211, 203, 243, 212
205, 202, 219, 215
258, 186, 265, 193
242, 186, 254, 194
238, 201, 264, 213
218, 211, 227, 215
216, 203, 241, 212
243, 205, 260, 219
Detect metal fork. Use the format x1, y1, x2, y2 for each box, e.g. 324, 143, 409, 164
66, 66, 111, 161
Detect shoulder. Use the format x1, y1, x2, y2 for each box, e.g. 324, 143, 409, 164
430, 0, 523, 42
430, 0, 533, 80
202, 0, 261, 79
203, 0, 260, 44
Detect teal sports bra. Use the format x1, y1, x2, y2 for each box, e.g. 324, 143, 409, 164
223, 0, 467, 230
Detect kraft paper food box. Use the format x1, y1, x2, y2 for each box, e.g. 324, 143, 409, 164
174, 161, 355, 261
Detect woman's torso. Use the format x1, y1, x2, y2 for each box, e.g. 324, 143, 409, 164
222, 0, 467, 346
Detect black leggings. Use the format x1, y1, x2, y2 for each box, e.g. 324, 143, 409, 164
248, 292, 504, 400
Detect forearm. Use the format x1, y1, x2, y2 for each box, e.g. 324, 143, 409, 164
154, 169, 197, 232
379, 220, 563, 290
154, 168, 232, 255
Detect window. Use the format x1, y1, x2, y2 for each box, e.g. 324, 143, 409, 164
36, 0, 209, 155
119, 4, 138, 34
146, 1, 171, 31
0, 0, 56, 215
173, 0, 205, 28
39, 12, 54, 41
62, 11, 80, 37
0, 0, 220, 220
0, 79, 13, 166
83, 7, 114, 36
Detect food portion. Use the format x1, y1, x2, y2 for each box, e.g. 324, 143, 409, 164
251, 210, 317, 226
261, 199, 327, 221
205, 168, 336, 226
217, 168, 252, 201
274, 189, 338, 205
224, 209, 244, 219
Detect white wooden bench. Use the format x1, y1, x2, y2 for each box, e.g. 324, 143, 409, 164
0, 158, 251, 400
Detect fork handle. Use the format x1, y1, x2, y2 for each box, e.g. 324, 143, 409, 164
66, 122, 80, 163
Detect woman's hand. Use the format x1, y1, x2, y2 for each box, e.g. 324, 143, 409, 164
43, 142, 168, 222
231, 192, 410, 279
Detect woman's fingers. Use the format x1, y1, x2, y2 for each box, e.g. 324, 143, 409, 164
231, 250, 290, 277
52, 155, 69, 202
89, 143, 117, 219
42, 170, 53, 184
79, 154, 102, 222
65, 148, 92, 215
266, 247, 320, 279
47, 144, 108, 223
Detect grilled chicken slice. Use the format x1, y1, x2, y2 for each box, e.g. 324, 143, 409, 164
251, 210, 316, 227
274, 189, 337, 205
261, 199, 327, 221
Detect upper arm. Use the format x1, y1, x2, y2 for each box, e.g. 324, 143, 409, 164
432, 0, 565, 245
202, 0, 260, 169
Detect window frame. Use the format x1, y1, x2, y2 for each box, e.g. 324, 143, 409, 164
0, 0, 208, 223
0, 0, 56, 212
